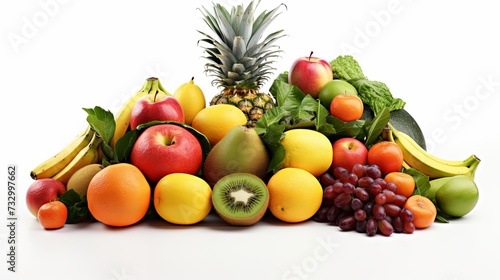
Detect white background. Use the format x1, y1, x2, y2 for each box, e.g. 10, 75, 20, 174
1, 0, 499, 279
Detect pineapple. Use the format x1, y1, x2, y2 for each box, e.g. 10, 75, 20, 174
198, 0, 286, 126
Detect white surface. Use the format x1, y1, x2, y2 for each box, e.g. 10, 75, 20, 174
1, 0, 499, 279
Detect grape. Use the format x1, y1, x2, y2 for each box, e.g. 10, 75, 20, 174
369, 183, 382, 196
373, 204, 386, 220
332, 182, 344, 194
334, 211, 351, 226
323, 185, 338, 201
403, 221, 415, 234
382, 189, 396, 203
314, 207, 330, 222
375, 193, 387, 204
351, 163, 365, 178
366, 218, 378, 236
345, 173, 358, 185
384, 203, 401, 218
339, 215, 356, 231
374, 178, 387, 189
333, 167, 349, 181
342, 182, 355, 194
400, 208, 415, 223
385, 181, 398, 193
392, 216, 404, 233
378, 219, 394, 236
334, 192, 352, 208
393, 194, 407, 207
327, 206, 340, 222
354, 187, 370, 202
363, 201, 374, 216
354, 209, 367, 221
320, 172, 336, 187
365, 165, 382, 179
356, 220, 367, 233
358, 176, 374, 188
351, 198, 364, 211
341, 202, 353, 212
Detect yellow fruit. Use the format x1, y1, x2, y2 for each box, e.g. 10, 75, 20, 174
266, 167, 323, 223
173, 77, 206, 125
67, 163, 105, 196
191, 104, 248, 147
280, 129, 333, 177
154, 173, 212, 225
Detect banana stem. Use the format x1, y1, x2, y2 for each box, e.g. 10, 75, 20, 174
381, 124, 394, 142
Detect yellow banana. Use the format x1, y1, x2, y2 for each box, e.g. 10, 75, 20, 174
387, 124, 480, 179
52, 131, 103, 186
110, 77, 171, 148
30, 125, 94, 180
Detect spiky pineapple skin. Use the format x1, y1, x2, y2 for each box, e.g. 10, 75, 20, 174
210, 89, 275, 127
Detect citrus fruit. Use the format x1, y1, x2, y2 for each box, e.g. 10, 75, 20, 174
267, 167, 323, 223
318, 79, 357, 108
37, 201, 68, 230
280, 129, 333, 177
384, 172, 415, 198
154, 173, 212, 225
403, 195, 437, 229
367, 141, 404, 175
191, 104, 248, 147
329, 94, 364, 122
173, 77, 206, 126
435, 175, 479, 217
87, 163, 151, 227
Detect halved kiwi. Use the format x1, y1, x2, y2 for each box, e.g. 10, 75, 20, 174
212, 173, 269, 226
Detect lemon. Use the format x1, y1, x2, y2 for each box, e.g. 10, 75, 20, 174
280, 129, 333, 177
191, 104, 248, 147
173, 77, 206, 125
435, 175, 479, 217
153, 173, 212, 225
267, 168, 323, 223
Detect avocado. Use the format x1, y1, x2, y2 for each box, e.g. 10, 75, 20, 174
361, 107, 427, 150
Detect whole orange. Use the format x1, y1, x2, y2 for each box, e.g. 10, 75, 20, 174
367, 141, 404, 175
37, 201, 68, 230
329, 94, 364, 122
87, 163, 151, 227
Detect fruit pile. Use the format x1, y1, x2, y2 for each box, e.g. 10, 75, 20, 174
26, 1, 480, 237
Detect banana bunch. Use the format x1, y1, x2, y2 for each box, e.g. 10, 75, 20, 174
110, 77, 170, 148
387, 124, 480, 179
30, 126, 102, 185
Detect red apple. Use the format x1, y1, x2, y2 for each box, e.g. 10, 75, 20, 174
331, 137, 368, 173
288, 51, 334, 99
26, 178, 66, 217
130, 124, 203, 183
130, 92, 185, 130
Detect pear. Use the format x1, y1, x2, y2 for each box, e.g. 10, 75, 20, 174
202, 125, 270, 187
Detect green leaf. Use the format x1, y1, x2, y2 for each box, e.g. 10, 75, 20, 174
59, 189, 92, 224
255, 107, 288, 135
364, 107, 391, 146
83, 106, 116, 144
404, 168, 431, 196
330, 55, 366, 81
259, 123, 286, 173
350, 79, 405, 116
114, 129, 140, 163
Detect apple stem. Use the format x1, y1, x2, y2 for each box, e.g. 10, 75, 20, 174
309, 51, 314, 61
153, 90, 159, 103
191, 76, 195, 81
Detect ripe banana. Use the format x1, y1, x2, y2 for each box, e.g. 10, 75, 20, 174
387, 124, 480, 179
52, 131, 103, 186
30, 125, 95, 180
110, 77, 170, 148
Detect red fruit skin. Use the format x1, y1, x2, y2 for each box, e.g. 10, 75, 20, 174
26, 178, 66, 217
288, 54, 333, 98
130, 124, 202, 184
130, 95, 185, 130
331, 137, 368, 173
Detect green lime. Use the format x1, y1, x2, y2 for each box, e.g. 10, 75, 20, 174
435, 175, 479, 217
318, 79, 357, 108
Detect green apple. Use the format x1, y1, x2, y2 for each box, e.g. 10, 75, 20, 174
318, 79, 358, 108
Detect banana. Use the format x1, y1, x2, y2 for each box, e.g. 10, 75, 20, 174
30, 125, 95, 180
52, 131, 103, 186
110, 77, 170, 148
387, 124, 480, 179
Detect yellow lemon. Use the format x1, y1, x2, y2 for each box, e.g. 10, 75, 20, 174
280, 129, 333, 177
154, 173, 212, 225
267, 167, 323, 223
191, 104, 248, 147
173, 77, 206, 125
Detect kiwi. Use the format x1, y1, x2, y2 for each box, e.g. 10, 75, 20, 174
67, 163, 105, 196
212, 173, 269, 226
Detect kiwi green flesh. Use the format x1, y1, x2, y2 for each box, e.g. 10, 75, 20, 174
212, 173, 269, 226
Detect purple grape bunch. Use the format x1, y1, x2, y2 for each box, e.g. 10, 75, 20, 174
315, 164, 416, 236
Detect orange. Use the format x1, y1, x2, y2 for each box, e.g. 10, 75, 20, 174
87, 163, 151, 227
37, 201, 68, 230
191, 104, 248, 147
329, 94, 364, 122
385, 172, 415, 198
403, 195, 437, 229
280, 129, 333, 177
266, 168, 323, 223
367, 141, 404, 175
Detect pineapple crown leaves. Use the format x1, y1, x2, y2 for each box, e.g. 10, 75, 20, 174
197, 0, 287, 90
